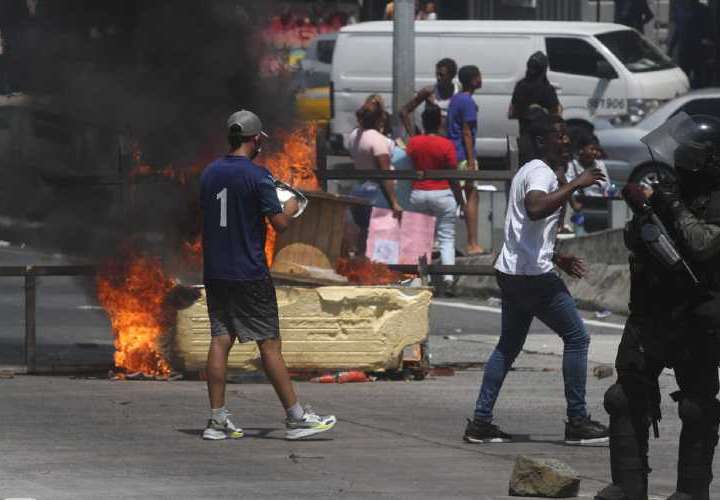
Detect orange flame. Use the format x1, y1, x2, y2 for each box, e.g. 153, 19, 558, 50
336, 257, 402, 285
153, 123, 320, 268
97, 253, 175, 377
263, 123, 319, 190
128, 141, 205, 187
98, 124, 319, 375
182, 236, 203, 270
261, 123, 319, 266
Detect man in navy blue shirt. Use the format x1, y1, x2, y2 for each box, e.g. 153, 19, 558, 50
448, 65, 483, 256
200, 110, 337, 441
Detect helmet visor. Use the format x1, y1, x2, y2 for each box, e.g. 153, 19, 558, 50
640, 111, 692, 167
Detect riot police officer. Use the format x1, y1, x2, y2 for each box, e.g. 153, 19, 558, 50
596, 113, 720, 500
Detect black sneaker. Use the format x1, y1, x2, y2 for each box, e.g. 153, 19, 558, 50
565, 414, 609, 445
666, 492, 693, 500
463, 418, 512, 443
593, 484, 627, 500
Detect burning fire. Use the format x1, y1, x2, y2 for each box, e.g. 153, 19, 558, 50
128, 141, 205, 186
261, 123, 319, 266
97, 253, 175, 377
97, 123, 319, 376
182, 235, 203, 270
336, 258, 402, 285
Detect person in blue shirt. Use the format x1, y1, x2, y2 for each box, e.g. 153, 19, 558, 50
448, 65, 484, 255
200, 109, 337, 441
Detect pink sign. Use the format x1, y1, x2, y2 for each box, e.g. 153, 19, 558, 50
365, 208, 436, 265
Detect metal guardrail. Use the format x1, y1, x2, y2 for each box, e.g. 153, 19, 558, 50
388, 264, 496, 276
316, 169, 516, 181
0, 265, 96, 374
315, 136, 519, 278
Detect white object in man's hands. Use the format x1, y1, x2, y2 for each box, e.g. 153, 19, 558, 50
274, 179, 308, 218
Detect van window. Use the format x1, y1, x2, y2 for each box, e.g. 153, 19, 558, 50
546, 38, 607, 78
596, 30, 675, 73
317, 40, 335, 65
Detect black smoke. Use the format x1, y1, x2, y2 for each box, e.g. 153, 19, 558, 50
0, 0, 296, 260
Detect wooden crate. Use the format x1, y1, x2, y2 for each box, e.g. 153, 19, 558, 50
270, 191, 369, 275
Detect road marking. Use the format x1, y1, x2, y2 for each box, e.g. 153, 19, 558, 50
77, 305, 103, 310
432, 300, 625, 331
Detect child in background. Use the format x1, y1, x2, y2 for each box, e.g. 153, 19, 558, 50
565, 131, 611, 235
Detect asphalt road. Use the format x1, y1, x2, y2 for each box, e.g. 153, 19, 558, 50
0, 243, 715, 499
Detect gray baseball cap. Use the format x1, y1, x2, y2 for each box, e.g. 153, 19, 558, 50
226, 110, 268, 138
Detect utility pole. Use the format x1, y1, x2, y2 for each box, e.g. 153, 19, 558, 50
392, 0, 415, 137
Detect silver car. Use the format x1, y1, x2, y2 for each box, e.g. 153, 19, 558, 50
595, 88, 720, 187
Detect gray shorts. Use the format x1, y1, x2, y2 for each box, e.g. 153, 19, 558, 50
205, 277, 280, 343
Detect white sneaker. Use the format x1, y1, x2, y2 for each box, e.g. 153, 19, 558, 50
285, 406, 337, 440
202, 416, 244, 440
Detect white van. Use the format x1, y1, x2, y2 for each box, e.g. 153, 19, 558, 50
330, 20, 689, 157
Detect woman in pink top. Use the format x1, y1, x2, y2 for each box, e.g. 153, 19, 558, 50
346, 96, 403, 254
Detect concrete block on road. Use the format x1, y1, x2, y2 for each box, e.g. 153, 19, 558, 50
509, 455, 580, 498
172, 286, 432, 373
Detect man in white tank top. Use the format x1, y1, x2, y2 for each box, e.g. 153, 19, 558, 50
463, 114, 611, 446
400, 58, 459, 137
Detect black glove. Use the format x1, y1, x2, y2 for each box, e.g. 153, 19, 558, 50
650, 179, 682, 217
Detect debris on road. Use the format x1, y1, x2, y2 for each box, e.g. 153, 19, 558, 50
310, 371, 370, 384
594, 309, 612, 319
593, 364, 614, 379
289, 453, 325, 464
429, 367, 455, 377
487, 297, 502, 307
108, 370, 184, 381
509, 455, 580, 498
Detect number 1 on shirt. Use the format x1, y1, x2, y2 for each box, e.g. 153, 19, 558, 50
216, 188, 227, 228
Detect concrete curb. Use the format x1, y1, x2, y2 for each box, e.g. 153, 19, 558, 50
455, 229, 631, 315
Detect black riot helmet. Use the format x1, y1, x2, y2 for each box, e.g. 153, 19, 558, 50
641, 112, 720, 184
673, 114, 720, 174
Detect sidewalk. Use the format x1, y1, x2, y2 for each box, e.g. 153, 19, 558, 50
0, 348, 701, 499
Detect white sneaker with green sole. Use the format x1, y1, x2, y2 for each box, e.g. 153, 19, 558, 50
285, 406, 337, 440
202, 417, 244, 440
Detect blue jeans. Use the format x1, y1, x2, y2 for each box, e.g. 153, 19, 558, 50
409, 189, 457, 283
474, 271, 590, 421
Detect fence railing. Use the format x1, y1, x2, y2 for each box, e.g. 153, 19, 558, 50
315, 136, 519, 277
0, 265, 96, 374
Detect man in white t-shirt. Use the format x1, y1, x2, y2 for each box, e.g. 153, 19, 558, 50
463, 115, 610, 445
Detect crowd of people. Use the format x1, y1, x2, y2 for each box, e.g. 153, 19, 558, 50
344, 53, 614, 295
198, 26, 720, 500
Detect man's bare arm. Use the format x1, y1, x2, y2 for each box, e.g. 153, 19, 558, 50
525, 185, 580, 221
399, 87, 433, 136
525, 168, 605, 221
462, 122, 476, 169
376, 154, 402, 217
267, 198, 299, 234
